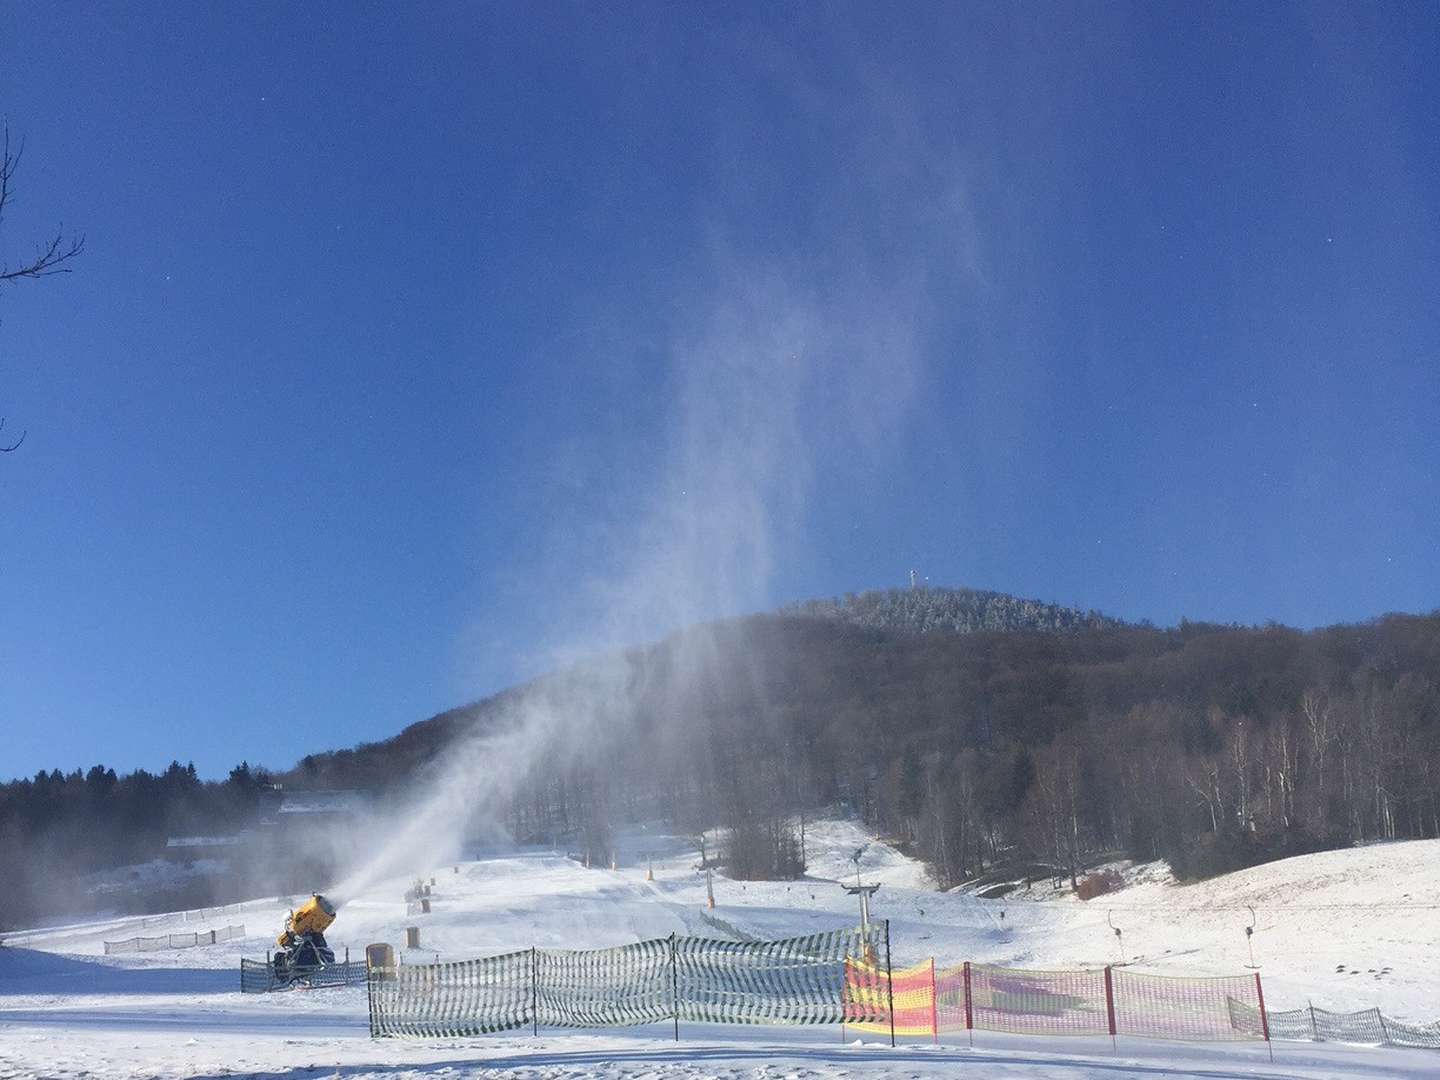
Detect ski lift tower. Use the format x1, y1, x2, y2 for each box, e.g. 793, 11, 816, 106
843, 845, 881, 934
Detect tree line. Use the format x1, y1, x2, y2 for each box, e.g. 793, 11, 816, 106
0, 762, 269, 929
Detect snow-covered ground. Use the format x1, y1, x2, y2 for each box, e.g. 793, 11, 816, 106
3, 820, 1437, 1078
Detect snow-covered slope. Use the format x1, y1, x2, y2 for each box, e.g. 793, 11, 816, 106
2, 821, 1437, 1078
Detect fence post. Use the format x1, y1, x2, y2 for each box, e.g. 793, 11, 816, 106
669, 932, 679, 1042
366, 949, 377, 1038
1104, 965, 1117, 1052
1309, 999, 1318, 1041
962, 960, 973, 1048
1254, 971, 1272, 1061
1377, 1009, 1391, 1046
531, 945, 538, 1036
928, 956, 937, 1044
884, 919, 895, 1048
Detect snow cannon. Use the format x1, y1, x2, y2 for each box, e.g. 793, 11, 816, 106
271, 894, 337, 984
282, 894, 336, 943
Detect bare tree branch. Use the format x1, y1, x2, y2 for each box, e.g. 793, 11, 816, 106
0, 124, 86, 284
1, 121, 84, 456
0, 416, 23, 453
0, 123, 18, 228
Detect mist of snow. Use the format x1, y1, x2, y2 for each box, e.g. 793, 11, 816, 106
329, 88, 982, 906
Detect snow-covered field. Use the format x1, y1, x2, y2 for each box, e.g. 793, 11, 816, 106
3, 820, 1437, 1078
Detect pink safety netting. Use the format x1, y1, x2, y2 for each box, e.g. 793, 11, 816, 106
957, 963, 1111, 1036
1111, 969, 1264, 1042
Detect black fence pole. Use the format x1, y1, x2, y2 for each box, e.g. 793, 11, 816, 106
670, 933, 680, 1042
884, 919, 896, 1049
531, 945, 539, 1037
366, 955, 377, 1038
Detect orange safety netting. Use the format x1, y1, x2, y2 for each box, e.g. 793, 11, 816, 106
844, 959, 1270, 1044
844, 958, 937, 1037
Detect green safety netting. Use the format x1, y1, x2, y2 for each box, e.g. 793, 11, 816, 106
367, 926, 883, 1038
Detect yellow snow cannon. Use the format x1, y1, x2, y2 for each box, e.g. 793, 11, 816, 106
272, 894, 337, 983
279, 893, 337, 946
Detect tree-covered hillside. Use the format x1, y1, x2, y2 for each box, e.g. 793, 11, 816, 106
289, 606, 1440, 892
5, 595, 1439, 930
785, 586, 1123, 636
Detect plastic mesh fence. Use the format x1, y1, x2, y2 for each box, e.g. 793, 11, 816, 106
537, 939, 671, 1027
301, 959, 368, 989
1230, 999, 1299, 1041
678, 927, 880, 1026
182, 902, 249, 922
967, 963, 1111, 1036
105, 924, 246, 954
846, 959, 932, 1035
934, 962, 968, 1034
1384, 1017, 1440, 1050
360, 934, 1440, 1051
1307, 1006, 1390, 1045
241, 956, 367, 994
239, 957, 273, 993
1111, 969, 1262, 1042
368, 928, 881, 1037
1231, 1001, 1440, 1049
369, 950, 532, 1035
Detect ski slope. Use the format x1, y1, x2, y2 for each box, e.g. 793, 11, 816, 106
3, 821, 1437, 1078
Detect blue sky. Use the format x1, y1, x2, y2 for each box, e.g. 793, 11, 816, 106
2, 3, 1437, 781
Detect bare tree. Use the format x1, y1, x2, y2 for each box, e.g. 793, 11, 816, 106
1, 123, 85, 451
1301, 689, 1334, 824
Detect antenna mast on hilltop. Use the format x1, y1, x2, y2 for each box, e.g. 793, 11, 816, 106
909, 568, 918, 590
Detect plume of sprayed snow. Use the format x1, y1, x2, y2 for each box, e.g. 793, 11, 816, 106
329, 274, 935, 902
329, 671, 612, 902
330, 53, 984, 904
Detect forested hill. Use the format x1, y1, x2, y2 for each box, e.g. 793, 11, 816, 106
5, 594, 1439, 929
784, 587, 1124, 636
281, 603, 1440, 892
284, 587, 1127, 790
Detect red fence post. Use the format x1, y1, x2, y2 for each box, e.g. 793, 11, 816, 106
962, 960, 973, 1047
928, 957, 938, 1043
1254, 971, 1273, 1061
1103, 965, 1117, 1051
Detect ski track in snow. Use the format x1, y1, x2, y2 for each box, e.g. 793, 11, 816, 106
3, 820, 1437, 1078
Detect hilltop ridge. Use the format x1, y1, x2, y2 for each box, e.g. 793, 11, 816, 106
784, 585, 1124, 636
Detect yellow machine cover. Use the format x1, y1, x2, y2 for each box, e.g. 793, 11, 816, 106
279, 894, 336, 946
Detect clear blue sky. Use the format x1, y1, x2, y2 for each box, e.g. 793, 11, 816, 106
3, 3, 1437, 782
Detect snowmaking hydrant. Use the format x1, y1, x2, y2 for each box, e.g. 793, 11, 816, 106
271, 894, 337, 984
